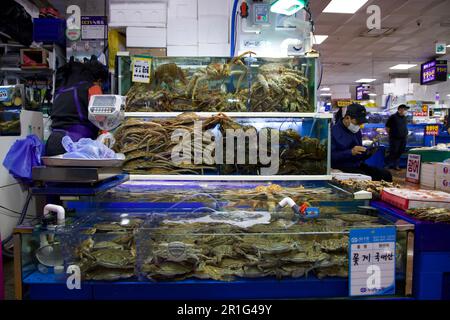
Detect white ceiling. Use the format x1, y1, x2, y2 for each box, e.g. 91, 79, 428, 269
310, 0, 450, 86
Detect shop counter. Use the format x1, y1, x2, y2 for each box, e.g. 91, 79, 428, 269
371, 200, 450, 300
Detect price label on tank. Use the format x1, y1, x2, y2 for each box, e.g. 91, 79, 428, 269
0, 88, 9, 102
349, 227, 396, 297
132, 56, 152, 84
406, 153, 421, 184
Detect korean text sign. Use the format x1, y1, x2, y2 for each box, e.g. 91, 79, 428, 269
132, 56, 152, 84
349, 227, 396, 297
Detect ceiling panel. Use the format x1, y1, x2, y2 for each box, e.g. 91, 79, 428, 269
311, 0, 450, 85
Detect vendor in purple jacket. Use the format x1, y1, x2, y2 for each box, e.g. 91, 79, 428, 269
331, 103, 392, 182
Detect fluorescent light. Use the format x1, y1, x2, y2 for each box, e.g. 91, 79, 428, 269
320, 93, 332, 96
320, 87, 331, 91
390, 64, 418, 70
271, 0, 306, 16
355, 78, 376, 83
323, 0, 369, 14
313, 35, 328, 45
368, 93, 377, 96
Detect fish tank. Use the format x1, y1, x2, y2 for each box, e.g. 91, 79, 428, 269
17, 204, 414, 299
116, 55, 317, 113
0, 85, 24, 136
362, 123, 427, 148
84, 180, 355, 213
112, 113, 330, 176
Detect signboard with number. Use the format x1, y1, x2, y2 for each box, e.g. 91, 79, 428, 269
406, 153, 421, 183
421, 59, 448, 85
349, 227, 396, 297
132, 56, 152, 84
425, 125, 440, 136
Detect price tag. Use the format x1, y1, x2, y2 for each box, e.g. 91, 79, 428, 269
0, 88, 8, 102
349, 227, 396, 297
425, 125, 439, 136
132, 56, 152, 84
406, 153, 421, 184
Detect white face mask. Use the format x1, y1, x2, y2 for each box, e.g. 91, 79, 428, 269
348, 123, 361, 133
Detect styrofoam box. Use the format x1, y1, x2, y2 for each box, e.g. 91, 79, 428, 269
167, 17, 198, 45
198, 43, 230, 56
198, 16, 229, 44
110, 2, 167, 27
198, 0, 230, 16
126, 27, 167, 48
435, 162, 450, 178
436, 177, 450, 192
420, 163, 437, 188
168, 0, 197, 18
381, 188, 450, 210
167, 45, 198, 56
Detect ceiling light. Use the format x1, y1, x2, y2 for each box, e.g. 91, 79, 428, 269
390, 64, 417, 70
320, 87, 331, 91
320, 93, 332, 96
313, 35, 328, 45
368, 93, 377, 96
355, 78, 376, 83
323, 0, 369, 14
270, 0, 307, 16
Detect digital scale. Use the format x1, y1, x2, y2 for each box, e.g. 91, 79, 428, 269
88, 95, 126, 131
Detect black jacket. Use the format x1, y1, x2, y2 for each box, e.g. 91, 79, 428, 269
386, 112, 408, 139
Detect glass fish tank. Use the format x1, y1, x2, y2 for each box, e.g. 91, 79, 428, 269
87, 180, 354, 213
15, 205, 412, 300
112, 113, 330, 176
117, 55, 317, 113
0, 85, 24, 136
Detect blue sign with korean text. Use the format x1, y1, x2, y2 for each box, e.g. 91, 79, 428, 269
349, 227, 396, 297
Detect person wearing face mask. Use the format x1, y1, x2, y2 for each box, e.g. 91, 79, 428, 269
331, 103, 393, 182
385, 104, 410, 170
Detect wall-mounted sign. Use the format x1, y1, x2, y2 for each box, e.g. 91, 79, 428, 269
66, 5, 81, 41
436, 43, 447, 55
421, 59, 448, 85
81, 16, 106, 40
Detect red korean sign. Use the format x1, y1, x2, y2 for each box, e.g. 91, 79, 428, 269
406, 154, 421, 184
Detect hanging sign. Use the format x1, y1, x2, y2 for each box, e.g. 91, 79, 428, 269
406, 153, 421, 184
349, 227, 396, 297
425, 125, 439, 136
131, 56, 152, 84
421, 59, 448, 85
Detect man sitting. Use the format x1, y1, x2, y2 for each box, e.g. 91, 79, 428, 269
331, 103, 392, 182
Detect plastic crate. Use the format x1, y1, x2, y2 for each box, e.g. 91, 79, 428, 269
33, 18, 66, 45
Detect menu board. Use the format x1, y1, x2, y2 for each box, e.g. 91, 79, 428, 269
421, 59, 448, 85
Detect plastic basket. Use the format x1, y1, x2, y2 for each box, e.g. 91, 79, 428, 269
33, 18, 66, 45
